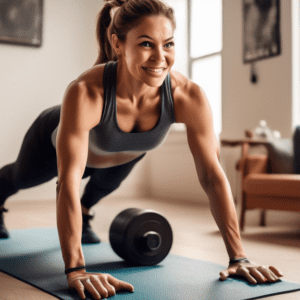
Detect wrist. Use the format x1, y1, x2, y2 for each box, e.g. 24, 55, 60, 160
229, 257, 250, 265
66, 269, 86, 281
62, 248, 85, 271
65, 265, 86, 275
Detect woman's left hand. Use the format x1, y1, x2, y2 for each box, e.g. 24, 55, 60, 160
219, 261, 284, 284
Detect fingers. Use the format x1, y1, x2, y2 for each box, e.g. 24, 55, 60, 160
69, 278, 86, 300
238, 266, 282, 284
269, 266, 284, 277
68, 273, 134, 299
219, 270, 229, 281
97, 276, 116, 298
256, 266, 280, 283
220, 264, 284, 286
249, 268, 266, 284
107, 274, 134, 292
236, 267, 257, 284
219, 268, 236, 281
82, 278, 101, 300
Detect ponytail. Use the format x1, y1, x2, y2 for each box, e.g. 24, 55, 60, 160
93, 0, 123, 65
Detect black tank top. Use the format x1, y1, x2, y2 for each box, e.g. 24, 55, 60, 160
52, 61, 176, 154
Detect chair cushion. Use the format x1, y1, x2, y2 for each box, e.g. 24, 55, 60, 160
265, 138, 293, 174
244, 174, 300, 197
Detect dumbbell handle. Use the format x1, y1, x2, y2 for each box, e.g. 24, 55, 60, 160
143, 231, 162, 251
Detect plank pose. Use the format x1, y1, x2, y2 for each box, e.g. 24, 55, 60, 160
0, 0, 283, 298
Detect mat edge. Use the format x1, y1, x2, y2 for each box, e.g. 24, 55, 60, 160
0, 269, 65, 300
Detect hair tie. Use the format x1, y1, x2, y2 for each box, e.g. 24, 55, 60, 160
110, 6, 121, 19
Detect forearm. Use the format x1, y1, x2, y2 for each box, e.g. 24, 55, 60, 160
56, 180, 85, 270
204, 172, 246, 259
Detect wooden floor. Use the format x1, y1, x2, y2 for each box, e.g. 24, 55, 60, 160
3, 197, 300, 299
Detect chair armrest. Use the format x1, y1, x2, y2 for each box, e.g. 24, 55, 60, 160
237, 154, 269, 177
245, 154, 269, 175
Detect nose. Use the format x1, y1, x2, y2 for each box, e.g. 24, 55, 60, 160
150, 46, 165, 62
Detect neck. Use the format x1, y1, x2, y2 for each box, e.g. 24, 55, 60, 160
116, 60, 160, 105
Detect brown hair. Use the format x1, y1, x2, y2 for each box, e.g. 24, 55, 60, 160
93, 0, 176, 66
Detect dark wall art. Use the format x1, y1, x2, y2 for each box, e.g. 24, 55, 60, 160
0, 0, 43, 47
243, 0, 281, 64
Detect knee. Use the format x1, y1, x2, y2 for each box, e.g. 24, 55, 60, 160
0, 164, 19, 193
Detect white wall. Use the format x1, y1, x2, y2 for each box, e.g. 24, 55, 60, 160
0, 0, 136, 202
221, 0, 294, 140
220, 0, 299, 205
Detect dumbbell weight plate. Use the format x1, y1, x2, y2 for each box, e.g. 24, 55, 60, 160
109, 208, 173, 266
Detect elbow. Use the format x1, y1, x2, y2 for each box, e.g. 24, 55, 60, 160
199, 175, 215, 193
199, 167, 224, 193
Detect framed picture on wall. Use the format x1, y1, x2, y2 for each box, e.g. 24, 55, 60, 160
0, 0, 43, 47
243, 0, 281, 64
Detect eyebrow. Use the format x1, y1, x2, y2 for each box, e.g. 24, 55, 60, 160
137, 35, 174, 42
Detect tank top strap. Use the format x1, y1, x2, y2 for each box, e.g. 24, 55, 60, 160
100, 61, 118, 124
163, 73, 176, 124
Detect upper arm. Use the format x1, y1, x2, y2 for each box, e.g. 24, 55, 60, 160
56, 81, 102, 185
173, 80, 220, 186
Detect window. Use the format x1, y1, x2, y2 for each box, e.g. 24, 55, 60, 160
189, 0, 223, 136
169, 0, 222, 135
292, 0, 300, 130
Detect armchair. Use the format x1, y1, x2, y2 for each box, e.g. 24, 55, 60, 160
221, 139, 300, 231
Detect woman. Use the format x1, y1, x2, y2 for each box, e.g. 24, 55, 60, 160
0, 0, 283, 299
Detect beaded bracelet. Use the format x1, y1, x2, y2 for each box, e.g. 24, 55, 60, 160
229, 258, 250, 265
65, 266, 86, 275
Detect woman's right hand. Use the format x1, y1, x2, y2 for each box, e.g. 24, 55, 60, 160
67, 270, 134, 299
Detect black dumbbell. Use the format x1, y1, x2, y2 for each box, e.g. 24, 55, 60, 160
109, 208, 173, 266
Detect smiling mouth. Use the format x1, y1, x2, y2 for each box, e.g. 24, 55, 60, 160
142, 67, 166, 73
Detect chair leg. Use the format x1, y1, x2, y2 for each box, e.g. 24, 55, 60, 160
260, 210, 266, 226
240, 192, 246, 231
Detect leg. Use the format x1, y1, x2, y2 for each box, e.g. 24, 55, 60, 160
0, 164, 19, 207
80, 154, 146, 244
81, 153, 146, 209
0, 106, 60, 238
0, 106, 60, 205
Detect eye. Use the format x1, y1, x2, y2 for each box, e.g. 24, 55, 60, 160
140, 41, 152, 48
164, 42, 175, 49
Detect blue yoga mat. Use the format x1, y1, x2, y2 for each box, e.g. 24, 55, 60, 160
0, 227, 299, 300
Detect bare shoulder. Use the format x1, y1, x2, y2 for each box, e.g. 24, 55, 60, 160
169, 70, 189, 89
76, 63, 106, 90
61, 64, 106, 131
169, 70, 208, 125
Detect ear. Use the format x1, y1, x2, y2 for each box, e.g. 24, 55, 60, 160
111, 34, 123, 57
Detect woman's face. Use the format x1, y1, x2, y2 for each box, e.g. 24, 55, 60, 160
113, 15, 175, 87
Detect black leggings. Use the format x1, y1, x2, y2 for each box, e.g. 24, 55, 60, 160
0, 105, 145, 209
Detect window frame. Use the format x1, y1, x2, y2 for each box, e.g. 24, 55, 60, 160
187, 0, 223, 78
